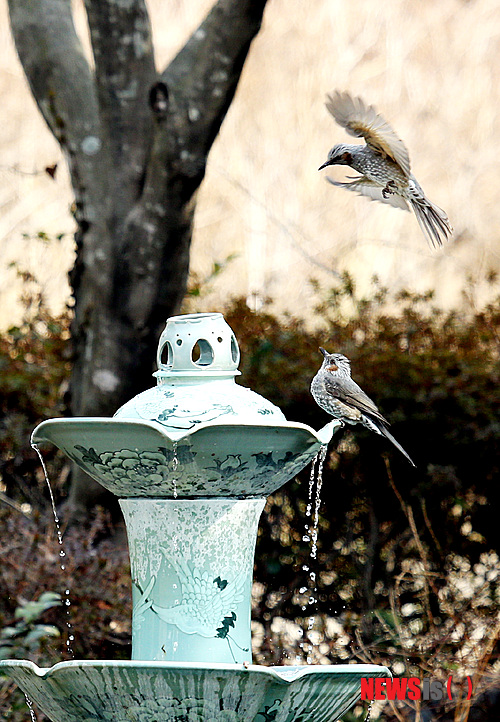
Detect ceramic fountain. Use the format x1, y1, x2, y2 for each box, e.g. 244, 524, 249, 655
0, 312, 390, 721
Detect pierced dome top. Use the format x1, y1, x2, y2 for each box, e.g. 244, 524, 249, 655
155, 313, 241, 379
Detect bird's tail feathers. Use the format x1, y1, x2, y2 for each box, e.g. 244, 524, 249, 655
410, 196, 452, 248
380, 426, 416, 467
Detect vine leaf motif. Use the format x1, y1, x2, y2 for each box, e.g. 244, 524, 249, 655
216, 611, 236, 639
256, 699, 283, 721
74, 445, 102, 465
206, 454, 249, 480
253, 451, 297, 472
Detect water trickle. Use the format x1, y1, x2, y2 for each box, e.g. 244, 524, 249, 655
364, 700, 373, 721
310, 444, 327, 564
32, 443, 62, 544
305, 458, 316, 527
171, 441, 179, 499
24, 693, 37, 721
31, 443, 74, 658
301, 444, 328, 663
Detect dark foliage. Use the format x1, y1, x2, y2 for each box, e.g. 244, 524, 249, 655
224, 275, 500, 622
0, 281, 71, 510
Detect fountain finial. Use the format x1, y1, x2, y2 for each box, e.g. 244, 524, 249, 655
155, 312, 240, 378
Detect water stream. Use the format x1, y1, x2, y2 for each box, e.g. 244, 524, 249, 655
171, 441, 179, 499
31, 443, 74, 658
300, 444, 328, 663
24, 693, 37, 721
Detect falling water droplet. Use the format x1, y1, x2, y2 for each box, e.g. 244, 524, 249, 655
31, 442, 75, 658
301, 444, 328, 662
310, 444, 327, 563
171, 441, 179, 498
306, 456, 316, 518
24, 694, 37, 721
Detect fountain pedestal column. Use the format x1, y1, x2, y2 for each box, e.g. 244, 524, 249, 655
121, 498, 265, 663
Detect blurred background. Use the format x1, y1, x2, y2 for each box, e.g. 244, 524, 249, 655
1, 0, 499, 325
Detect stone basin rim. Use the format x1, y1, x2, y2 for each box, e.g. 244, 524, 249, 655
0, 659, 391, 683
31, 417, 341, 446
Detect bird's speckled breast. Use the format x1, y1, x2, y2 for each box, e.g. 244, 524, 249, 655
352, 147, 409, 190
310, 374, 362, 424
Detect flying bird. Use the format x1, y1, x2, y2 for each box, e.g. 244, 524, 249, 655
319, 90, 452, 247
311, 348, 415, 466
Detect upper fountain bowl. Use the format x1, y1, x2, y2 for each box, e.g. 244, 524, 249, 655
32, 314, 339, 498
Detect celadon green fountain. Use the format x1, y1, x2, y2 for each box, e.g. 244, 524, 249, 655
0, 313, 390, 721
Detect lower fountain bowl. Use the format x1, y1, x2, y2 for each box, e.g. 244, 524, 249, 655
0, 659, 390, 722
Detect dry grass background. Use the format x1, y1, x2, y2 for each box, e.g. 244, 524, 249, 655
1, 0, 500, 326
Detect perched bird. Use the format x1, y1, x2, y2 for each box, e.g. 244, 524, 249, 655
319, 90, 452, 247
311, 348, 415, 466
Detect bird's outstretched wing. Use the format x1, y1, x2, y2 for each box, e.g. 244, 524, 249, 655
324, 376, 389, 426
326, 176, 409, 211
326, 91, 411, 178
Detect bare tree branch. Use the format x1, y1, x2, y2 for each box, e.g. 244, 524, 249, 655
83, 0, 157, 222
8, 0, 106, 205
8, 0, 114, 291
163, 0, 268, 161
8, 0, 95, 142
116, 0, 269, 330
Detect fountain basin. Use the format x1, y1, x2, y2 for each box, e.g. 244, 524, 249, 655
0, 659, 391, 722
32, 418, 339, 498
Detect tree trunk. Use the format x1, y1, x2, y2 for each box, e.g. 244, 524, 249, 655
8, 0, 268, 515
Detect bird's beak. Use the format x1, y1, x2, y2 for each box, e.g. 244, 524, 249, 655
318, 160, 332, 171
319, 347, 329, 357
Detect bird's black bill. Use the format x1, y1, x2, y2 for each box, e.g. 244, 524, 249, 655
319, 347, 329, 357
318, 160, 331, 171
